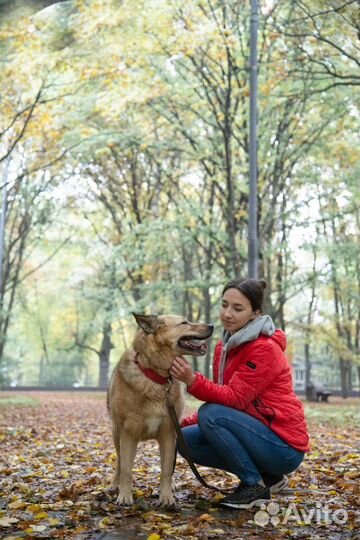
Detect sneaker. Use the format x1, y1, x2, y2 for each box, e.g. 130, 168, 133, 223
262, 473, 289, 494
219, 483, 271, 510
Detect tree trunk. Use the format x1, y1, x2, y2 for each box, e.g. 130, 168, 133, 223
305, 247, 317, 390
98, 323, 113, 389
339, 358, 349, 398
304, 342, 311, 390
39, 356, 45, 385
348, 363, 352, 391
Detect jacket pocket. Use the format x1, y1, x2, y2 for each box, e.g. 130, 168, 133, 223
252, 398, 276, 427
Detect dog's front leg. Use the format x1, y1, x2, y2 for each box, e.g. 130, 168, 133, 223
158, 425, 176, 506
110, 424, 121, 489
116, 431, 138, 505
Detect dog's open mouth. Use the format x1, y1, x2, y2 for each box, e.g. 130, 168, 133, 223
178, 337, 208, 355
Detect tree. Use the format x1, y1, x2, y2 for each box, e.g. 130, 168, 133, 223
0, 157, 70, 365
278, 0, 360, 94
71, 272, 116, 389
318, 191, 360, 397
0, 1, 90, 368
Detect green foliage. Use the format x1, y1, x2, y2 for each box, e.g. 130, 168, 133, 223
39, 349, 88, 387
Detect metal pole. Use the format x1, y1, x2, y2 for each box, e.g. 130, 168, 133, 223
248, 0, 259, 279
0, 159, 9, 296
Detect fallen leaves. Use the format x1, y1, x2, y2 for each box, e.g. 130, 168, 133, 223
1, 392, 360, 539
0, 517, 19, 527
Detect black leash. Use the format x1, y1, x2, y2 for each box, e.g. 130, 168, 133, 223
166, 391, 231, 495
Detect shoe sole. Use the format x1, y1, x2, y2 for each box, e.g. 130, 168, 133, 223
220, 497, 271, 510
270, 476, 289, 494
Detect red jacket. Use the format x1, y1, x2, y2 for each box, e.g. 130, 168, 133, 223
182, 330, 310, 452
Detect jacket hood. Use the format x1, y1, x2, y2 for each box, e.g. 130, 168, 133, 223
269, 328, 287, 351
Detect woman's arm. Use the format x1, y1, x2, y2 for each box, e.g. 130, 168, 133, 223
172, 342, 281, 410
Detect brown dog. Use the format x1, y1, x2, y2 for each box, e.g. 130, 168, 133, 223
107, 313, 213, 506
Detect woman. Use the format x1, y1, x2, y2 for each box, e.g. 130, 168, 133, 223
170, 277, 309, 510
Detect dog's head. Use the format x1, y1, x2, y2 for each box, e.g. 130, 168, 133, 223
132, 313, 213, 358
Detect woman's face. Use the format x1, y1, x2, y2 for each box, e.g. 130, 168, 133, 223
220, 288, 260, 335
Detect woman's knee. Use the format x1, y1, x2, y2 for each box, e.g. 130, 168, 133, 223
198, 403, 250, 427
198, 402, 223, 429
285, 450, 305, 474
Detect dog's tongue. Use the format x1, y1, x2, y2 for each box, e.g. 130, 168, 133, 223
180, 338, 207, 352
188, 339, 203, 347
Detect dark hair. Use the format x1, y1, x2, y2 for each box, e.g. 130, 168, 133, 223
222, 277, 267, 312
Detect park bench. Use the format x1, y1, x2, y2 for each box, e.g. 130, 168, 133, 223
306, 382, 332, 402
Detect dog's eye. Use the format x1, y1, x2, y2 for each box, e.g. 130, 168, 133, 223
180, 321, 188, 325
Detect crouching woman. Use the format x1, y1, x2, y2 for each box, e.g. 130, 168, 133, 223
170, 277, 309, 510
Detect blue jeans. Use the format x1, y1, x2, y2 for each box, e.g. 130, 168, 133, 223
179, 403, 305, 486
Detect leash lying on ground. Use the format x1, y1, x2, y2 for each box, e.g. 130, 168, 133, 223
166, 389, 231, 495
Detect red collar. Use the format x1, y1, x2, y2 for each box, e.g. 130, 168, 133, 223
134, 354, 171, 385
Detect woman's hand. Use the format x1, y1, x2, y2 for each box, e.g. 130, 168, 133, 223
170, 356, 196, 387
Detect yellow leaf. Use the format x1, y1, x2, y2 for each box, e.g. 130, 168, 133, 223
147, 534, 161, 540
99, 518, 111, 529
85, 466, 97, 473
8, 501, 26, 509
339, 454, 359, 463
48, 518, 61, 526
35, 512, 48, 520
134, 489, 144, 498
28, 504, 42, 512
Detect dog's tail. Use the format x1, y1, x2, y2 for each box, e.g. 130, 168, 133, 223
106, 374, 112, 414
106, 389, 110, 413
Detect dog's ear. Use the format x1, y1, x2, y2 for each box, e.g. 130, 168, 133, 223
132, 313, 160, 334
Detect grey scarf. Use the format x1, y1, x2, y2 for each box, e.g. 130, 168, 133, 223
218, 315, 275, 384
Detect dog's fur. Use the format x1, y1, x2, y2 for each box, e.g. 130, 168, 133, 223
107, 313, 213, 506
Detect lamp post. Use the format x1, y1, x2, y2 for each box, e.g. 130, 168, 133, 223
248, 0, 259, 279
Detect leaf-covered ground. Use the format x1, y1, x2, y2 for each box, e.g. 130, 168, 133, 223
0, 392, 359, 540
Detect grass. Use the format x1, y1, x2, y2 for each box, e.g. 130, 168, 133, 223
304, 399, 360, 426
0, 394, 40, 407
186, 394, 360, 426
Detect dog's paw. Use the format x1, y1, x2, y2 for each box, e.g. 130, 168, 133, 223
116, 493, 134, 506
158, 494, 175, 507
106, 484, 118, 494
110, 473, 120, 489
